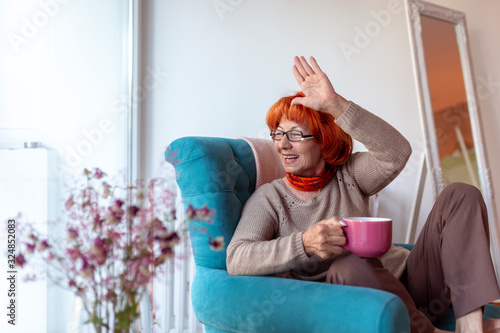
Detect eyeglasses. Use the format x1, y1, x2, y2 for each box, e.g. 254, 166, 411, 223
270, 129, 314, 142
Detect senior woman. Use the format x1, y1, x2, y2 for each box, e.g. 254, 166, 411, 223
226, 56, 500, 333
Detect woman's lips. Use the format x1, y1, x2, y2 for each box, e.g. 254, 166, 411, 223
283, 154, 299, 164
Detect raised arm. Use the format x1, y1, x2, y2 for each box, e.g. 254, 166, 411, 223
293, 56, 411, 195
336, 102, 412, 195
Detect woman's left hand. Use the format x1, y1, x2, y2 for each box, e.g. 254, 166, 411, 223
291, 56, 349, 117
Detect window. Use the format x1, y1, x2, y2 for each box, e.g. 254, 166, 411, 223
0, 1, 131, 331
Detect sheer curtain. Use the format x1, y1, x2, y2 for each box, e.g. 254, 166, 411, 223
0, 1, 129, 332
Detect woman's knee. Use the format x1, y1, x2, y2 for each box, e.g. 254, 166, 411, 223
326, 253, 383, 286
438, 182, 487, 220
441, 182, 483, 204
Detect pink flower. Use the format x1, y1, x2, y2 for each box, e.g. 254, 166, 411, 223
154, 247, 174, 266
82, 169, 91, 177
68, 280, 76, 288
15, 253, 27, 267
93, 214, 104, 229
36, 240, 51, 252
94, 237, 106, 248
26, 243, 36, 254
150, 217, 163, 229
67, 228, 79, 240
65, 195, 75, 210
155, 229, 180, 250
93, 168, 106, 179
106, 230, 123, 242
102, 182, 111, 198
107, 200, 124, 220
171, 208, 176, 220
113, 199, 124, 209
196, 206, 214, 222
103, 289, 117, 302
186, 205, 196, 219
148, 179, 156, 204
208, 236, 225, 252
89, 238, 108, 266
66, 248, 81, 261
127, 205, 140, 220
165, 148, 180, 167
106, 210, 122, 225
80, 259, 94, 278
137, 190, 145, 200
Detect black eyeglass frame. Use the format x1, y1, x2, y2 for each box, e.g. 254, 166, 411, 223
270, 129, 314, 142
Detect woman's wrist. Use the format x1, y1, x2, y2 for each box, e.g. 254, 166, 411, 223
325, 95, 349, 118
301, 231, 313, 257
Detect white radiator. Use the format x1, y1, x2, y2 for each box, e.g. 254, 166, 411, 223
0, 147, 53, 332
147, 194, 204, 333
138, 183, 203, 333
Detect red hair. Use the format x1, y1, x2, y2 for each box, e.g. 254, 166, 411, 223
265, 92, 353, 167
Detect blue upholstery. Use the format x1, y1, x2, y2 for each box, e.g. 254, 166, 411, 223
166, 136, 500, 332
166, 137, 255, 270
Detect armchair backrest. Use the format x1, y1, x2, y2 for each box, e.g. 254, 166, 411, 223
166, 137, 257, 270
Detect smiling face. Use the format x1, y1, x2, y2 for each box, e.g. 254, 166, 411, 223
274, 117, 325, 177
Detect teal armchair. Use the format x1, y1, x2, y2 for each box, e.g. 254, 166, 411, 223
165, 136, 500, 332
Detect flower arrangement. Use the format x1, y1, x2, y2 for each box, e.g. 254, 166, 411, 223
15, 168, 218, 333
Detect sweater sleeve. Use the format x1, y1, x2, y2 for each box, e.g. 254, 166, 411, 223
335, 102, 412, 196
226, 184, 310, 276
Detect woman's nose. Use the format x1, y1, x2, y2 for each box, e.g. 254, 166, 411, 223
279, 135, 292, 149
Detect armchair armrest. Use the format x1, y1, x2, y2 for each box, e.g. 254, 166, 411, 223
192, 266, 410, 333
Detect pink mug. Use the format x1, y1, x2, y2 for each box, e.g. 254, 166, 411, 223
341, 217, 392, 258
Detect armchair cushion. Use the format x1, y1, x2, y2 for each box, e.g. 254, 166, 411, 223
166, 137, 256, 269
238, 137, 285, 188
192, 266, 409, 333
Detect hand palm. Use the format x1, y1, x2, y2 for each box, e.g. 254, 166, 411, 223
296, 72, 336, 111
291, 56, 340, 114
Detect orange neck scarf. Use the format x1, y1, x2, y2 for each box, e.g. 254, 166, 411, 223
285, 167, 337, 192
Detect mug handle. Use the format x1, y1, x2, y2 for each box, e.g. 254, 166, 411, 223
339, 220, 350, 252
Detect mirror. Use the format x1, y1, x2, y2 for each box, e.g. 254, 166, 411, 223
420, 16, 479, 188
406, 0, 499, 278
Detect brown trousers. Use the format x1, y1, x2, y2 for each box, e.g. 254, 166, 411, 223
326, 183, 500, 333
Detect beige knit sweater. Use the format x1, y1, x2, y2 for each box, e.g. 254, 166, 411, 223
226, 102, 412, 281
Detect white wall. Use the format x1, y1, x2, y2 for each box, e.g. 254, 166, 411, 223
141, 0, 500, 244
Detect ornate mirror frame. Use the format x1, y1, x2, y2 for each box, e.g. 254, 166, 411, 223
405, 0, 499, 277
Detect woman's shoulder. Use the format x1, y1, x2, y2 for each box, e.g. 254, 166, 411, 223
243, 178, 290, 207
241, 178, 286, 215
334, 158, 358, 177
252, 178, 287, 198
